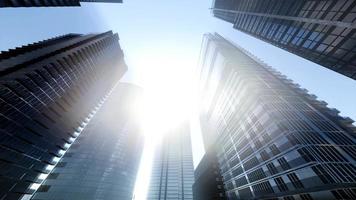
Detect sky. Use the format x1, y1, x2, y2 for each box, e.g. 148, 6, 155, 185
1, 1, 356, 199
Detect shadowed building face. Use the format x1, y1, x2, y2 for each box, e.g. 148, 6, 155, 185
212, 0, 356, 80
0, 0, 122, 7
193, 149, 227, 200
0, 31, 127, 200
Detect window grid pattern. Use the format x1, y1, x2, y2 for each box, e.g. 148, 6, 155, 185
198, 33, 356, 200
148, 126, 194, 200
0, 32, 126, 200
213, 0, 356, 79
32, 85, 144, 200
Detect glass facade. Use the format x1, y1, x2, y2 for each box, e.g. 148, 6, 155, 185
31, 83, 144, 200
148, 124, 195, 200
0, 0, 122, 7
0, 31, 126, 200
212, 0, 356, 80
198, 33, 356, 200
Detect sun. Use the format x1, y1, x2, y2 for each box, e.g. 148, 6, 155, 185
139, 49, 196, 140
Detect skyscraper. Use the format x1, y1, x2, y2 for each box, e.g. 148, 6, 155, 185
212, 0, 356, 80
0, 0, 122, 7
32, 83, 144, 200
198, 33, 356, 199
0, 31, 126, 200
148, 123, 195, 200
192, 149, 226, 200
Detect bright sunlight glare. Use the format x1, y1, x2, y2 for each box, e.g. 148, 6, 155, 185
141, 48, 197, 139
132, 47, 199, 200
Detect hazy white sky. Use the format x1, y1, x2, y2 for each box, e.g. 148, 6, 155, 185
1, 1, 356, 199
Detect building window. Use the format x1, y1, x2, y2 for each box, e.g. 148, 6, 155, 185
297, 147, 315, 162
230, 157, 240, 167
235, 176, 248, 187
238, 187, 253, 199
232, 166, 243, 177
266, 162, 278, 175
287, 173, 304, 189
260, 150, 270, 161
278, 157, 291, 170
331, 189, 356, 199
248, 168, 266, 182
243, 157, 259, 171
239, 147, 254, 161
274, 177, 289, 192
270, 144, 280, 155
252, 181, 274, 196
300, 193, 314, 200
324, 132, 354, 145
284, 196, 296, 200
311, 165, 335, 184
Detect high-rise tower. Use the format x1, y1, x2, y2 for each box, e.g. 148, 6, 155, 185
212, 0, 356, 80
198, 33, 356, 199
32, 83, 144, 200
0, 31, 126, 200
0, 0, 122, 7
148, 123, 195, 200
192, 149, 227, 200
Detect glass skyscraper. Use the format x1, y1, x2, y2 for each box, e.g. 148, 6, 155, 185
148, 123, 195, 200
32, 83, 144, 200
198, 33, 356, 199
0, 31, 126, 200
212, 0, 356, 80
0, 0, 122, 7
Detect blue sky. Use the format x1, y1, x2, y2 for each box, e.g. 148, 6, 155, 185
1, 1, 356, 199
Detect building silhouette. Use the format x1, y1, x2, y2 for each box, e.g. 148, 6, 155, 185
212, 0, 356, 80
197, 33, 356, 199
0, 0, 122, 7
32, 83, 144, 200
193, 149, 226, 200
148, 123, 194, 200
0, 31, 126, 200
